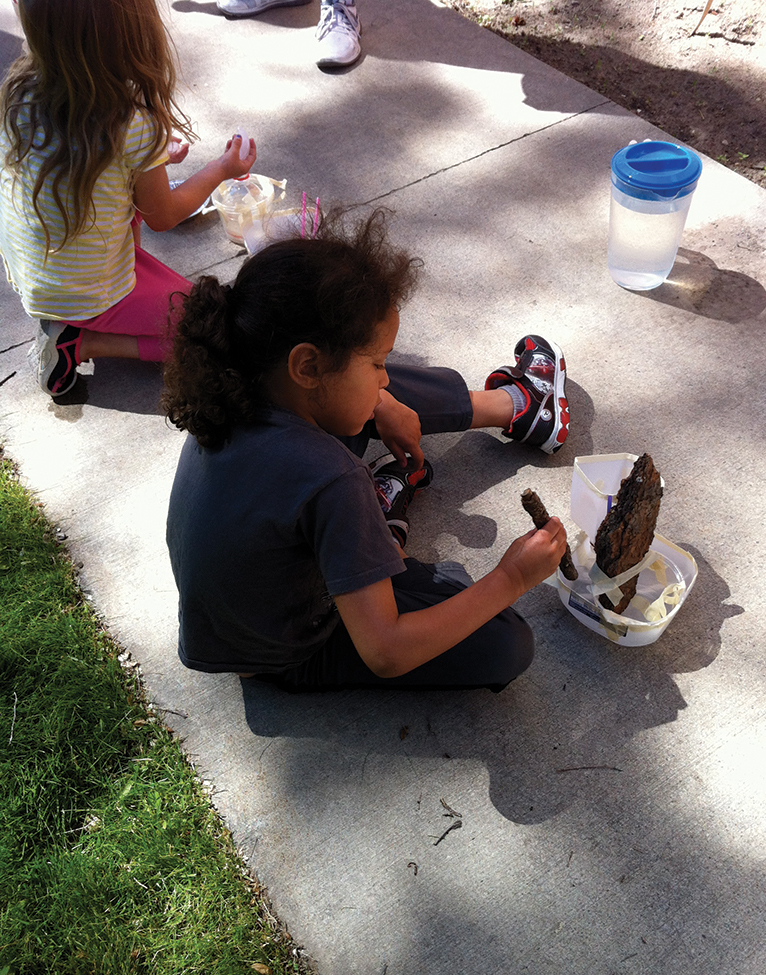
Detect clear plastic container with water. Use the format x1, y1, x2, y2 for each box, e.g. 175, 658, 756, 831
608, 141, 702, 291
210, 174, 285, 245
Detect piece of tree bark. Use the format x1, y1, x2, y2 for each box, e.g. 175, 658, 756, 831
521, 489, 578, 581
594, 454, 663, 614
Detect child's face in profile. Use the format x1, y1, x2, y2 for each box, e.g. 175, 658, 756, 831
313, 305, 399, 438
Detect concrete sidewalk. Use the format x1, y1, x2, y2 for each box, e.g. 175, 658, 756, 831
2, 1, 766, 972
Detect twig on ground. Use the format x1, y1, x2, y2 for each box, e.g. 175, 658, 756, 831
440, 797, 463, 818
690, 0, 715, 36
153, 705, 189, 719
434, 820, 463, 846
9, 691, 18, 744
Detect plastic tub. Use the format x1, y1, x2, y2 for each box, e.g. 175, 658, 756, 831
243, 206, 311, 255
570, 453, 666, 543
557, 531, 698, 646
559, 454, 697, 645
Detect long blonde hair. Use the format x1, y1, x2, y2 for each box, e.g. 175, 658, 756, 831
1, 0, 196, 253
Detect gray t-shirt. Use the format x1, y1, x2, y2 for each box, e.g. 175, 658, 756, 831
166, 409, 405, 673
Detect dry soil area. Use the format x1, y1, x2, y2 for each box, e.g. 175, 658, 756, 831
447, 0, 766, 189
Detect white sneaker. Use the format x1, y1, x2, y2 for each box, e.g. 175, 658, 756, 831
217, 0, 311, 17
315, 1, 361, 67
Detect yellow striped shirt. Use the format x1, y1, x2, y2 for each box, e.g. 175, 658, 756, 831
0, 110, 168, 320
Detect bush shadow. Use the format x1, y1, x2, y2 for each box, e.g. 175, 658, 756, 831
513, 32, 764, 157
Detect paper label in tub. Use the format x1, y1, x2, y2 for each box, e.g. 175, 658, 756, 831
567, 592, 628, 638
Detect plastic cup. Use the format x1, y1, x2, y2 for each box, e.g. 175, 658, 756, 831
211, 175, 275, 245
608, 141, 702, 291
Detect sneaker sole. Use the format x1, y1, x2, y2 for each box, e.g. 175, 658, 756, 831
218, 0, 311, 16
369, 453, 434, 490
531, 337, 569, 454
316, 43, 362, 67
31, 323, 79, 397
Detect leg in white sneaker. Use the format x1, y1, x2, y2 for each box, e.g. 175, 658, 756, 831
315, 0, 361, 67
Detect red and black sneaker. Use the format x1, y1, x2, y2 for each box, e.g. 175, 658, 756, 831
369, 453, 434, 548
485, 334, 570, 454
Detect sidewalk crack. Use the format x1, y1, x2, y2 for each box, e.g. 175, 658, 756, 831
363, 101, 612, 205
0, 338, 33, 355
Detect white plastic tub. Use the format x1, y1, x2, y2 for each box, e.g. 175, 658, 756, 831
243, 206, 313, 255
557, 454, 697, 646
557, 531, 698, 646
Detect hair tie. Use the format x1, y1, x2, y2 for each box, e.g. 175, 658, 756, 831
220, 281, 234, 312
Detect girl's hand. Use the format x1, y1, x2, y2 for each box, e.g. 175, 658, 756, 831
373, 390, 424, 468
133, 134, 257, 232
167, 136, 190, 165
218, 134, 257, 181
498, 519, 568, 594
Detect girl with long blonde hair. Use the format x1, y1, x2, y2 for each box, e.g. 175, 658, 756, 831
1, 0, 256, 396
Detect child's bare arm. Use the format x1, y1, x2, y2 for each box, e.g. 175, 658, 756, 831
133, 135, 256, 232
334, 518, 566, 677
372, 390, 424, 467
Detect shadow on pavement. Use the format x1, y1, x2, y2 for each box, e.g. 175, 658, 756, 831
238, 534, 734, 826
0, 28, 22, 72
645, 247, 766, 323
512, 31, 765, 153
48, 361, 166, 417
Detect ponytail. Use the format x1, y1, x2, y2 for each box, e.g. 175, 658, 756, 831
162, 277, 263, 449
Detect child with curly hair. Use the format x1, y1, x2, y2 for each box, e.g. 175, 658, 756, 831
164, 209, 571, 692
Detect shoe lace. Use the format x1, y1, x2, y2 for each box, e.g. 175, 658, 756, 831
317, 2, 358, 38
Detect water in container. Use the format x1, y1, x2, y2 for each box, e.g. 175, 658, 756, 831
608, 141, 702, 291
211, 174, 284, 245
608, 188, 694, 290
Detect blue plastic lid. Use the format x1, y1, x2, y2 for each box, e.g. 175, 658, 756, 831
611, 141, 702, 200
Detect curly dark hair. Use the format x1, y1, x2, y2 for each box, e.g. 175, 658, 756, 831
162, 207, 422, 449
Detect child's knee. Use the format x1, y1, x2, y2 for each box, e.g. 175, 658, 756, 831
495, 611, 535, 685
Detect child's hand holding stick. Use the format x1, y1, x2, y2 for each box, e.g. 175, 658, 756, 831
498, 518, 569, 595
520, 489, 578, 581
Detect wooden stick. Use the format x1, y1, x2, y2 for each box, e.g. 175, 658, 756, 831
690, 0, 714, 37
521, 489, 578, 581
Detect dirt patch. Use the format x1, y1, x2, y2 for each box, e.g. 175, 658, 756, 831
445, 0, 766, 190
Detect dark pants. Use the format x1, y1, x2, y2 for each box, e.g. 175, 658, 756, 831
253, 363, 535, 693
259, 558, 534, 692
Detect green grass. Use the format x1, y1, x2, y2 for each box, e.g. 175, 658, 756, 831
0, 451, 309, 975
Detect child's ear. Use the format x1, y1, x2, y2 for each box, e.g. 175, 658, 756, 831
287, 343, 324, 389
